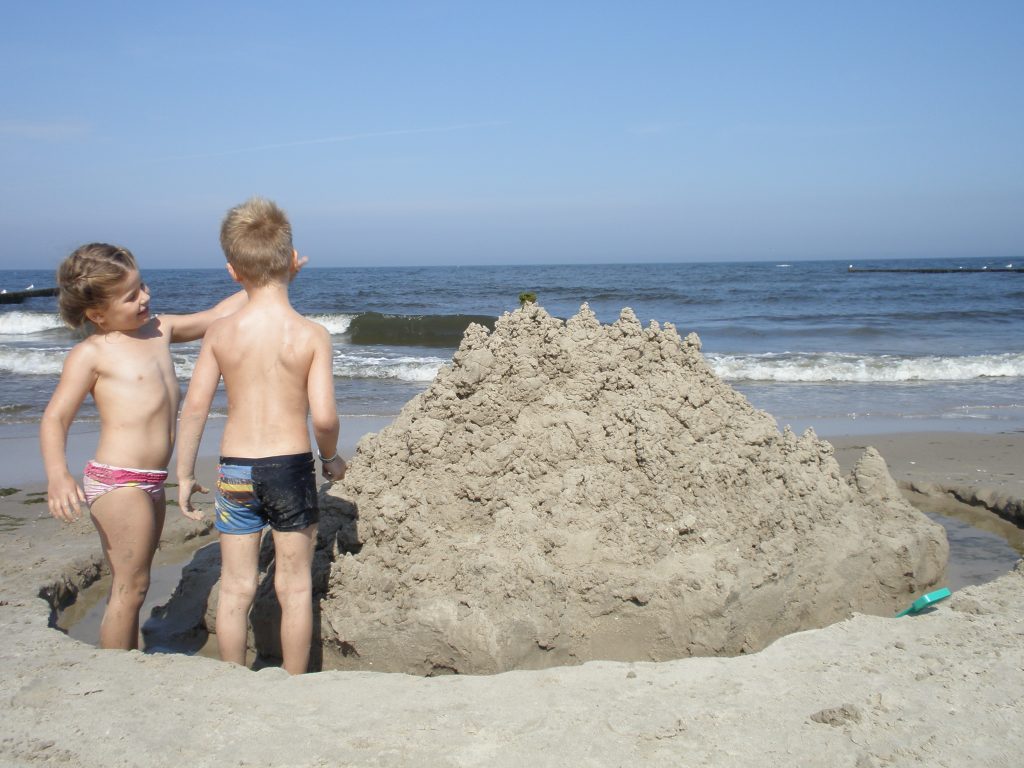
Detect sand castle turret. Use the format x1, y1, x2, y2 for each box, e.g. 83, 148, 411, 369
305, 304, 946, 674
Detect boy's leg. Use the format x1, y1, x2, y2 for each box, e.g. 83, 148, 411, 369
216, 531, 262, 667
270, 525, 317, 675
89, 488, 166, 650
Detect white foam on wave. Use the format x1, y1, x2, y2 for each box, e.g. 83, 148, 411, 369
708, 351, 1024, 383
0, 347, 66, 375
171, 352, 197, 379
309, 313, 355, 335
0, 312, 65, 336
0, 342, 443, 383
332, 352, 445, 382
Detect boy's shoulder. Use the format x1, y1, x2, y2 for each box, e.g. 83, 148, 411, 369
290, 310, 331, 347
209, 303, 324, 337
260, 302, 324, 330
200, 310, 239, 342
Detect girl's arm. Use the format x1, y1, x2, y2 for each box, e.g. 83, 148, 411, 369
163, 289, 248, 344
176, 336, 222, 519
40, 344, 96, 522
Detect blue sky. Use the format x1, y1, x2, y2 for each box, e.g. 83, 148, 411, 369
2, 1, 1021, 268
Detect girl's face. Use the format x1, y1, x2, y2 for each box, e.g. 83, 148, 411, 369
87, 269, 151, 332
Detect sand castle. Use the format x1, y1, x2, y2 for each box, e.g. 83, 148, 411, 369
258, 304, 946, 673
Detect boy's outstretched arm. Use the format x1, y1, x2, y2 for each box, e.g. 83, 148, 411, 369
176, 337, 221, 519
308, 324, 346, 481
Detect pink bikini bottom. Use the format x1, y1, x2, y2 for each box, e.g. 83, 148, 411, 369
83, 460, 168, 507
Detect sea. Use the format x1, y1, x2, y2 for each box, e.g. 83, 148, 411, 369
2, 257, 1022, 436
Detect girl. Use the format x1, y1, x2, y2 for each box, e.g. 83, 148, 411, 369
41, 243, 246, 650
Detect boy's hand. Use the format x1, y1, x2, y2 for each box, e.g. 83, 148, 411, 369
322, 455, 347, 483
177, 478, 208, 521
48, 473, 86, 523
290, 253, 309, 283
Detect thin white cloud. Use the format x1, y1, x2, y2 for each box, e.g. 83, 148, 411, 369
159, 121, 507, 161
627, 122, 681, 136
0, 120, 90, 140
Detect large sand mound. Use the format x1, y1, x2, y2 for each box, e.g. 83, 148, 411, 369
313, 304, 947, 674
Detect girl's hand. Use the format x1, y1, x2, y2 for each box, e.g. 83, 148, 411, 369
322, 455, 347, 483
48, 474, 86, 523
177, 478, 208, 521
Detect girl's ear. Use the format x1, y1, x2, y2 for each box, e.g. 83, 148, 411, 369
84, 307, 105, 328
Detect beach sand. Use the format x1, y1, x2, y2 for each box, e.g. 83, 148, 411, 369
1, 426, 1022, 766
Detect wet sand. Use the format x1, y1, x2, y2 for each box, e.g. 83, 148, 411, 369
829, 431, 1024, 588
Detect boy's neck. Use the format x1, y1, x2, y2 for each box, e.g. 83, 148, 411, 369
241, 279, 292, 305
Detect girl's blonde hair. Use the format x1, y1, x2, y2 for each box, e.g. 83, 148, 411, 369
56, 243, 138, 329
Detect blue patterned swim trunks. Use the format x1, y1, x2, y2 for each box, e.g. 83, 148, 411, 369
214, 453, 319, 535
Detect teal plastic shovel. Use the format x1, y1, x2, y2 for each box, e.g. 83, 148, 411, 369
895, 587, 952, 617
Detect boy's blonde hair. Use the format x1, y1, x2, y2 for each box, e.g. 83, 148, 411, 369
56, 244, 138, 329
220, 197, 294, 286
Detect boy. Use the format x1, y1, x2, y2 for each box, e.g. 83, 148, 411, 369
177, 197, 346, 674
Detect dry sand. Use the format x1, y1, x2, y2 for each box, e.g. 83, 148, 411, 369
1, 311, 1022, 765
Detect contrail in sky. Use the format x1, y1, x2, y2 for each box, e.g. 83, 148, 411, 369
159, 121, 506, 161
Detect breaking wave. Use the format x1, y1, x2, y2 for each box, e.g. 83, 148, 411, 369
708, 351, 1024, 383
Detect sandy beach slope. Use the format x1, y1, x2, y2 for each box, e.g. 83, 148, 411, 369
0, 427, 1021, 766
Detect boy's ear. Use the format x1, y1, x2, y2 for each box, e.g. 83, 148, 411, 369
289, 249, 306, 282
225, 263, 240, 284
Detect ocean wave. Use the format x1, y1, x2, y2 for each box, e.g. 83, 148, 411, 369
708, 351, 1024, 383
0, 311, 65, 336
332, 352, 445, 382
308, 313, 356, 335
344, 312, 496, 347
0, 347, 65, 375
171, 352, 196, 379
0, 345, 201, 380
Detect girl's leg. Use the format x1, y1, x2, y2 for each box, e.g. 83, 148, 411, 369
89, 488, 165, 650
271, 525, 317, 675
216, 531, 262, 667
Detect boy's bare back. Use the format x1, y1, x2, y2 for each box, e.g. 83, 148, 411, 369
207, 299, 332, 459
